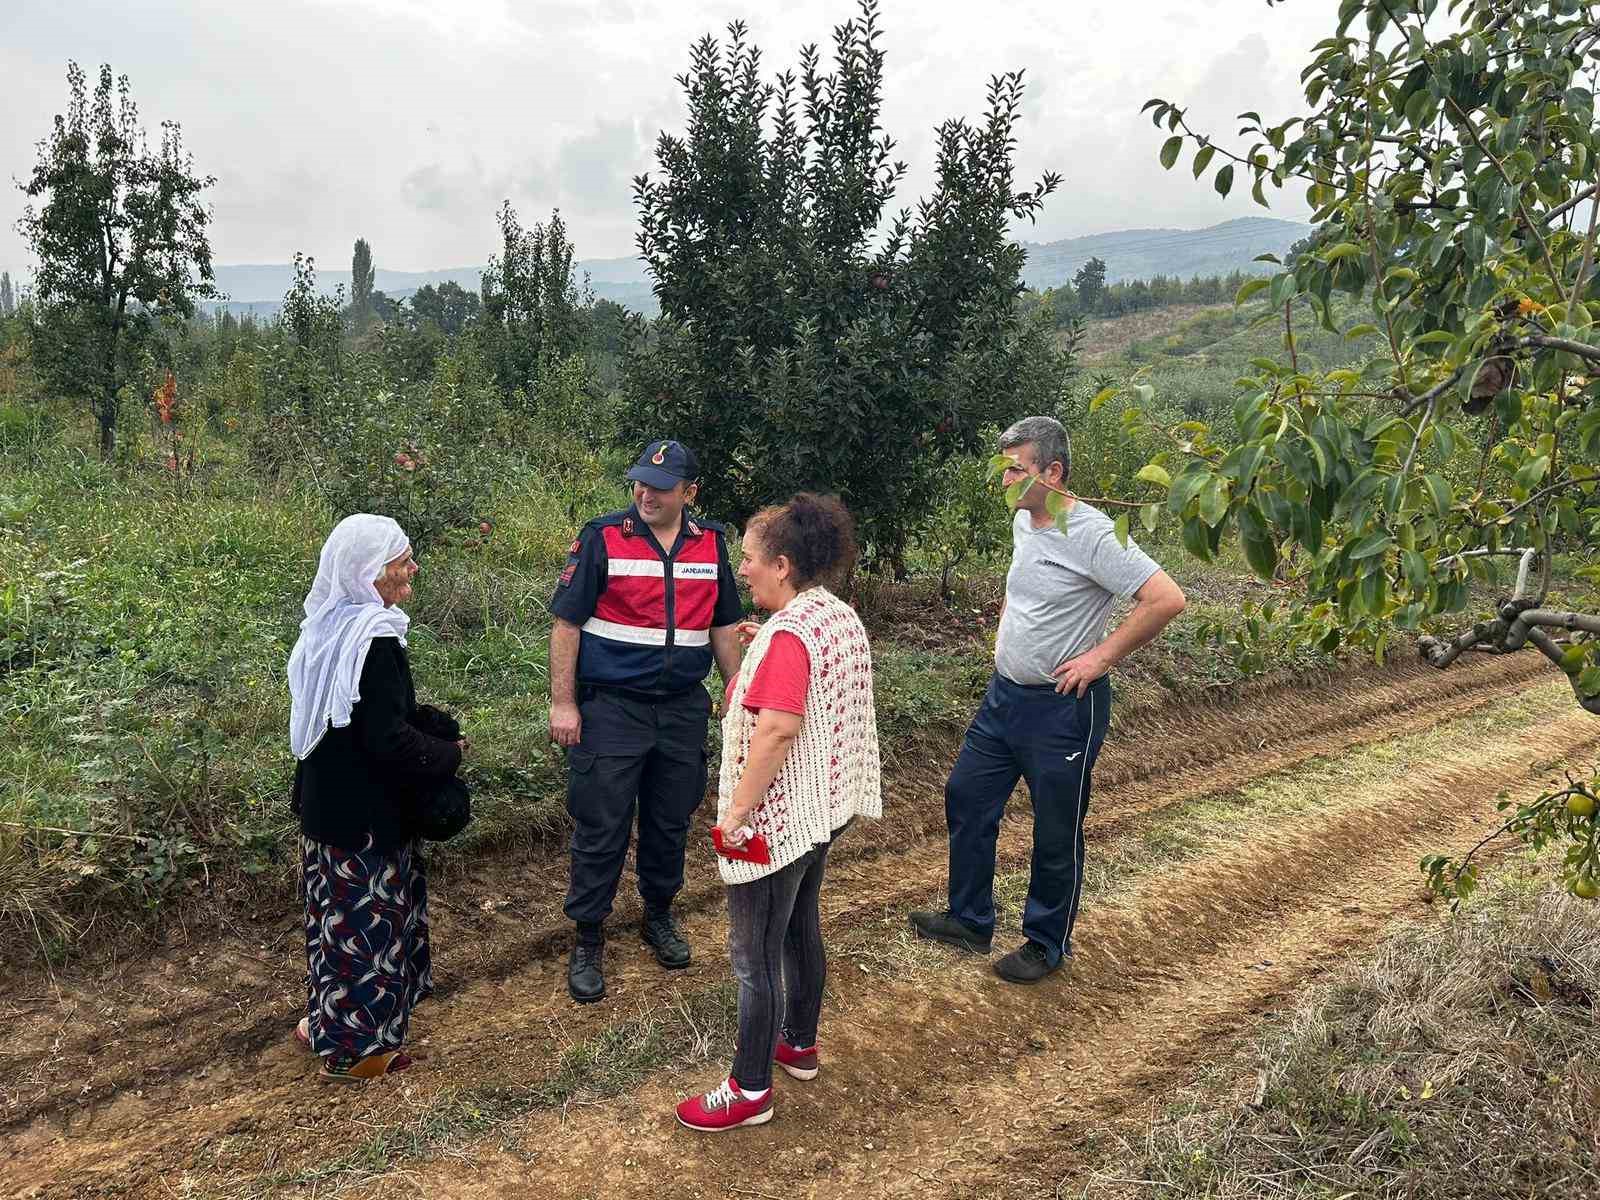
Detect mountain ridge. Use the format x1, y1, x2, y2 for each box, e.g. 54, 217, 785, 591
202, 216, 1309, 317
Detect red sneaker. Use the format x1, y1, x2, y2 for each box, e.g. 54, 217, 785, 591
675, 1077, 774, 1132
775, 1040, 819, 1081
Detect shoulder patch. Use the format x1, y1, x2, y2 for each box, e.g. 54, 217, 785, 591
568, 538, 582, 555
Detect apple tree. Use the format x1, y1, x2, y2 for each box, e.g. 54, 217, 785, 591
1119, 0, 1600, 900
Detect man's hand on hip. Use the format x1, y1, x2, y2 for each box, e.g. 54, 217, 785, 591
549, 701, 582, 747
1051, 647, 1111, 697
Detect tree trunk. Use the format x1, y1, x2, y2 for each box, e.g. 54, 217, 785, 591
98, 395, 116, 459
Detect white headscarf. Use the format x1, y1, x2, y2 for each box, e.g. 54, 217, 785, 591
288, 514, 413, 761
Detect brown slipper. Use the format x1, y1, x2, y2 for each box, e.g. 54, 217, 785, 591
318, 1049, 413, 1083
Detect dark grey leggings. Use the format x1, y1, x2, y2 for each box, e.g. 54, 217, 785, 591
727, 839, 831, 1092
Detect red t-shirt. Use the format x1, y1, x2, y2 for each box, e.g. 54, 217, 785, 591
728, 631, 811, 716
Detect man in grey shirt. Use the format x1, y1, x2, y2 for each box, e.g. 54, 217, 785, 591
911, 416, 1186, 982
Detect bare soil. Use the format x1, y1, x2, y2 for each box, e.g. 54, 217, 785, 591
1, 650, 1587, 1199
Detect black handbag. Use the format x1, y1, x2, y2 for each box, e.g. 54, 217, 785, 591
406, 704, 473, 841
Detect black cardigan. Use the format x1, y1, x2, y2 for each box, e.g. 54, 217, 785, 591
293, 637, 462, 852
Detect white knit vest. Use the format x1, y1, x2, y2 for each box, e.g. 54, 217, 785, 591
717, 586, 882, 884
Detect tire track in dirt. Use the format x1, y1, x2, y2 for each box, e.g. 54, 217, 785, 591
363, 700, 1600, 1200
7, 653, 1531, 1086
0, 654, 1563, 1197
1, 651, 1544, 1088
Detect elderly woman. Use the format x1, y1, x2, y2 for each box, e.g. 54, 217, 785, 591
676, 494, 881, 1132
287, 514, 464, 1082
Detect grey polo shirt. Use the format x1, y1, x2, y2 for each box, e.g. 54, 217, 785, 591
993, 502, 1162, 687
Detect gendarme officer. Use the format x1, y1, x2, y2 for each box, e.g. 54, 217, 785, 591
548, 439, 743, 1003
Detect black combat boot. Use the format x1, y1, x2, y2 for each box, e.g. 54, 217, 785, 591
568, 922, 606, 1003
641, 908, 692, 969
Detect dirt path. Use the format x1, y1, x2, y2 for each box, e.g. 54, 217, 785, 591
370, 692, 1599, 1200
0, 652, 1576, 1199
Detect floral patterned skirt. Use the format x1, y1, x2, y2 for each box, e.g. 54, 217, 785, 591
301, 835, 433, 1059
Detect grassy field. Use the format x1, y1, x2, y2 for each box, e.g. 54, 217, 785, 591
1, 295, 1595, 967
0, 402, 1322, 963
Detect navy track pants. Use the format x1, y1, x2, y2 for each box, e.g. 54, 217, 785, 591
944, 672, 1111, 966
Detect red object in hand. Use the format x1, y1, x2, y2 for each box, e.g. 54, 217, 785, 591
712, 827, 771, 864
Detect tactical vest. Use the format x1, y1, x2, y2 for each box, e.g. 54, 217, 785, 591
578, 512, 722, 695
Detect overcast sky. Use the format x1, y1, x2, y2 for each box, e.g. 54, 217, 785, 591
1, 0, 1337, 278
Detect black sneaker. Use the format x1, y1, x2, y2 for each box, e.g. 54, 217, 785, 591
641, 910, 692, 969
908, 910, 992, 954
993, 940, 1062, 984
568, 941, 606, 1003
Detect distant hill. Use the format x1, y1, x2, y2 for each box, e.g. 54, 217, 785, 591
1018, 217, 1309, 289
202, 217, 1309, 320
205, 260, 652, 318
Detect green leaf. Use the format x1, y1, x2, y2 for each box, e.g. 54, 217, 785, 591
1423, 473, 1452, 516
1514, 455, 1551, 491
1238, 505, 1279, 580
1136, 463, 1172, 489
1235, 277, 1270, 306
1114, 513, 1131, 548
1140, 502, 1160, 533
1199, 476, 1230, 527
1269, 272, 1298, 307
1361, 569, 1387, 616
1192, 143, 1216, 179
1349, 530, 1393, 560
1161, 135, 1184, 169
1004, 477, 1030, 509
1402, 549, 1430, 589
1324, 242, 1362, 262
1382, 472, 1405, 515
1046, 489, 1068, 517
1434, 422, 1457, 462
1344, 323, 1379, 340
1306, 436, 1330, 485
1168, 464, 1210, 515
1214, 163, 1235, 197
1182, 516, 1214, 562
985, 453, 1013, 483
1088, 385, 1117, 413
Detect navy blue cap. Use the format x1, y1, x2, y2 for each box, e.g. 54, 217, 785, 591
626, 439, 700, 489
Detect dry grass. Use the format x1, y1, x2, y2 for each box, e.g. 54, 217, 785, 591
1076, 305, 1231, 362
1076, 866, 1600, 1200
0, 832, 78, 962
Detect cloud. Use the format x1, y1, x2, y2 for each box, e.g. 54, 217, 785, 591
400, 162, 502, 215
555, 120, 647, 210
0, 0, 1340, 275
306, 0, 536, 45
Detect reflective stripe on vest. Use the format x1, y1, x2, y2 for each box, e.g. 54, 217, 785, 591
581, 616, 712, 646
605, 559, 719, 580
586, 522, 721, 645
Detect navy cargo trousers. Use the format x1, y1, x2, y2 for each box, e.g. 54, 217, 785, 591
564, 683, 711, 929
945, 671, 1111, 966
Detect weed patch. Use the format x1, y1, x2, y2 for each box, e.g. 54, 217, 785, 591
1078, 867, 1600, 1200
